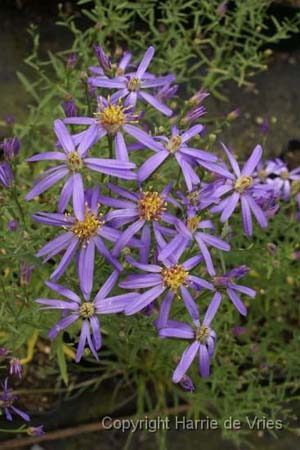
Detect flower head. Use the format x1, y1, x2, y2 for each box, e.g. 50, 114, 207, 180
0, 378, 30, 422
36, 272, 137, 362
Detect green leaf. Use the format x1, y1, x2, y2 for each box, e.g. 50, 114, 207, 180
56, 339, 68, 386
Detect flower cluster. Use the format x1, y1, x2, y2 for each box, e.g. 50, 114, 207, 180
24, 45, 295, 387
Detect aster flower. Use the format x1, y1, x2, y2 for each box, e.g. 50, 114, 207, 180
7, 219, 18, 231
159, 295, 220, 381
158, 213, 231, 276
62, 98, 77, 118
271, 161, 300, 201
0, 162, 13, 188
89, 46, 175, 116
33, 187, 132, 300
210, 143, 270, 236
63, 96, 153, 162
129, 124, 228, 190
119, 254, 213, 322
36, 272, 136, 362
26, 119, 136, 218
27, 425, 45, 436
1, 137, 20, 160
211, 266, 256, 316
0, 378, 30, 422
9, 358, 22, 379
156, 83, 179, 102
90, 46, 132, 79
101, 183, 177, 258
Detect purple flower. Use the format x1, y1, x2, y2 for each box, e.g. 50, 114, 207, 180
0, 378, 30, 422
1, 137, 20, 160
26, 119, 136, 218
130, 124, 226, 191
188, 89, 209, 107
90, 47, 132, 78
33, 187, 131, 299
7, 219, 18, 231
20, 263, 35, 286
66, 53, 77, 70
89, 46, 175, 116
159, 295, 220, 381
27, 425, 45, 436
9, 358, 22, 379
212, 266, 256, 316
156, 83, 178, 102
210, 143, 270, 236
179, 375, 195, 392
36, 272, 137, 362
102, 183, 177, 259
158, 213, 231, 276
119, 254, 213, 323
0, 162, 13, 188
182, 105, 206, 125
63, 96, 148, 162
93, 44, 112, 72
62, 99, 77, 118
272, 162, 300, 201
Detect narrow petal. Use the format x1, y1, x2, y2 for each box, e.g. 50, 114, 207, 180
58, 175, 74, 213
172, 341, 200, 383
72, 173, 85, 221
245, 194, 268, 229
241, 144, 263, 176
78, 240, 95, 301
45, 281, 81, 303
138, 150, 169, 182
181, 125, 204, 143
227, 288, 247, 316
221, 142, 240, 177
27, 151, 66, 162
241, 195, 253, 236
156, 291, 174, 328
220, 192, 240, 222
199, 344, 210, 378
124, 284, 165, 315
123, 124, 163, 152
50, 238, 78, 281
94, 270, 119, 301
136, 46, 155, 78
54, 119, 75, 153
203, 292, 222, 325
48, 314, 79, 339
26, 168, 68, 200
112, 219, 145, 256
180, 286, 199, 322
139, 91, 173, 116
115, 132, 129, 161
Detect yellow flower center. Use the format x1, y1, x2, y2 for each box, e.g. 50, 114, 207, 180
71, 211, 103, 240
280, 169, 289, 180
186, 216, 200, 233
187, 190, 200, 206
165, 135, 182, 153
67, 152, 83, 172
258, 169, 267, 181
79, 302, 95, 318
95, 102, 129, 134
196, 325, 210, 343
127, 77, 140, 92
234, 175, 253, 193
161, 264, 189, 291
138, 191, 166, 221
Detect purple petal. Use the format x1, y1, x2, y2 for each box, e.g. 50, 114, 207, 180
203, 292, 222, 325
139, 91, 172, 116
156, 291, 174, 328
136, 46, 155, 78
58, 175, 74, 212
95, 270, 119, 301
245, 194, 268, 229
123, 125, 163, 152
227, 288, 247, 316
180, 286, 199, 321
50, 238, 78, 281
241, 195, 253, 236
181, 125, 204, 143
48, 314, 79, 339
90, 316, 101, 350
124, 284, 165, 315
241, 144, 263, 176
54, 119, 75, 153
115, 132, 129, 161
172, 341, 200, 383
220, 192, 240, 222
45, 281, 81, 303
221, 142, 240, 177
27, 151, 66, 162
138, 150, 169, 182
78, 240, 95, 301
198, 344, 210, 378
72, 173, 85, 221
26, 167, 68, 200
112, 219, 145, 256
